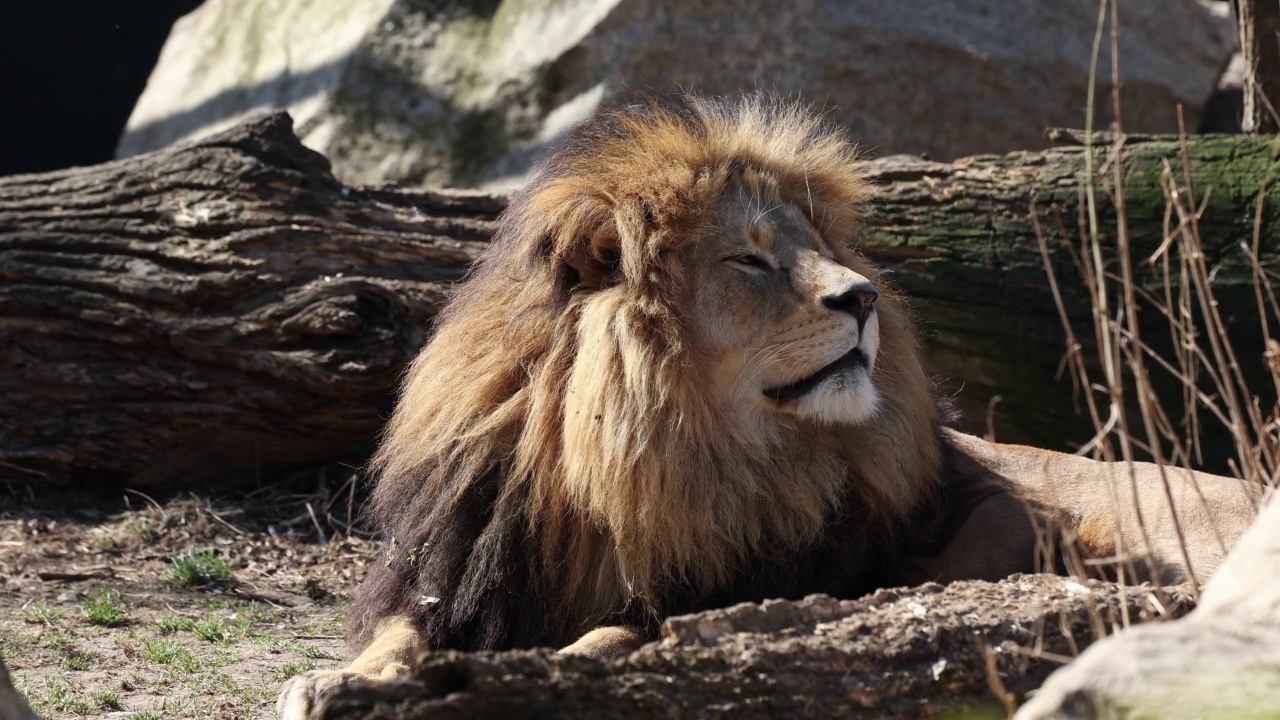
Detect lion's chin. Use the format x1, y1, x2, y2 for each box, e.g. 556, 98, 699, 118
764, 348, 881, 425
791, 370, 881, 425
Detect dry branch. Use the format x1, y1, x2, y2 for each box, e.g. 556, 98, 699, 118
1234, 0, 1280, 134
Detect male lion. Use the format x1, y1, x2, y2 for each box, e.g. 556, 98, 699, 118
278, 94, 1263, 717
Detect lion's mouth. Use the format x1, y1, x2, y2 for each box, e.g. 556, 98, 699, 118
763, 347, 868, 402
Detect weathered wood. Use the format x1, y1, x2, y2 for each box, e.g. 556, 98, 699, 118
1, 113, 1277, 487
315, 576, 1196, 720
0, 113, 499, 487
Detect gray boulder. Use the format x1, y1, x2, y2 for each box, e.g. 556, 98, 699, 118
119, 0, 1235, 189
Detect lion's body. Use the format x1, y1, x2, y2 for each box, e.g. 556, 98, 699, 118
277, 94, 1264, 719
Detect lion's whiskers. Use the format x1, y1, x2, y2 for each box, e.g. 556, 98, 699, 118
739, 344, 788, 385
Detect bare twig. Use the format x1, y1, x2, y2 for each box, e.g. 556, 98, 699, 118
306, 502, 328, 546
123, 488, 169, 526
978, 639, 1019, 718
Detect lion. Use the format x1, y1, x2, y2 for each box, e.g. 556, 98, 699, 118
277, 93, 1264, 718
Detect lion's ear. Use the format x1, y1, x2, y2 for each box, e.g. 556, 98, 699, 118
563, 212, 623, 291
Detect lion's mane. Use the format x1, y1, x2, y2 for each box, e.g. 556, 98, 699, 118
349, 94, 945, 651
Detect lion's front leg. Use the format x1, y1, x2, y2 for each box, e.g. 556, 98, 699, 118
276, 616, 427, 720
558, 625, 649, 659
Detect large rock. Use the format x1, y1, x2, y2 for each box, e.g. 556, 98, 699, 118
118, 0, 1234, 189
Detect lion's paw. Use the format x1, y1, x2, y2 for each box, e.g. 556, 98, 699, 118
276, 668, 373, 720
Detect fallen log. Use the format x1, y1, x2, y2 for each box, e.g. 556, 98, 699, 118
315, 575, 1196, 720
0, 113, 499, 487
1, 113, 1276, 488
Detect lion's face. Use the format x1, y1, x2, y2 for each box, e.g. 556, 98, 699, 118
689, 173, 880, 426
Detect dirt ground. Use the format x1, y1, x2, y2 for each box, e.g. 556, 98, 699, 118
1, 471, 375, 719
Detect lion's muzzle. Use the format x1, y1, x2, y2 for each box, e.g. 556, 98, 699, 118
764, 346, 869, 402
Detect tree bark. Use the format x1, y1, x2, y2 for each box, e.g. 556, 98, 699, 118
1, 113, 1277, 488
0, 113, 499, 487
314, 576, 1197, 720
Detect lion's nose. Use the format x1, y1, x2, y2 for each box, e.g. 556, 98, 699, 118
823, 283, 878, 326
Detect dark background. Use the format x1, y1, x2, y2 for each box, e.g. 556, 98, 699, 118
0, 0, 203, 177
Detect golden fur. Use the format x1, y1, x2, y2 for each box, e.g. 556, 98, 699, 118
277, 93, 1264, 720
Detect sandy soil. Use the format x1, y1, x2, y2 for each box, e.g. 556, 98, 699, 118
1, 474, 374, 719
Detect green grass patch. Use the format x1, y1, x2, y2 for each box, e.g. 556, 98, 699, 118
252, 635, 291, 654
275, 659, 317, 680
35, 677, 95, 715
154, 610, 196, 634
89, 688, 123, 711
192, 669, 239, 694
235, 681, 278, 706
140, 638, 199, 673
192, 618, 226, 643
0, 628, 28, 659
35, 629, 77, 650
81, 590, 127, 627
166, 550, 233, 588
202, 598, 267, 619
293, 642, 326, 659
120, 669, 147, 691
21, 601, 64, 626
60, 648, 100, 671
125, 517, 153, 538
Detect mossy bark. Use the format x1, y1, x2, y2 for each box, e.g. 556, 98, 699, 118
1, 113, 1275, 487
864, 135, 1280, 453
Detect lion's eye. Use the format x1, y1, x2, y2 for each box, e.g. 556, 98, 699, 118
725, 254, 773, 273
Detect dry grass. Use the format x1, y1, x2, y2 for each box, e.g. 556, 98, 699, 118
1037, 0, 1279, 599
998, 4, 1280, 715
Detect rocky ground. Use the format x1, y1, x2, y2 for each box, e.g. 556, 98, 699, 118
0, 471, 373, 719
2, 474, 1203, 720
315, 576, 1197, 720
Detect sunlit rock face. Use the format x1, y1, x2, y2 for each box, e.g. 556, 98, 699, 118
118, 0, 1235, 190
